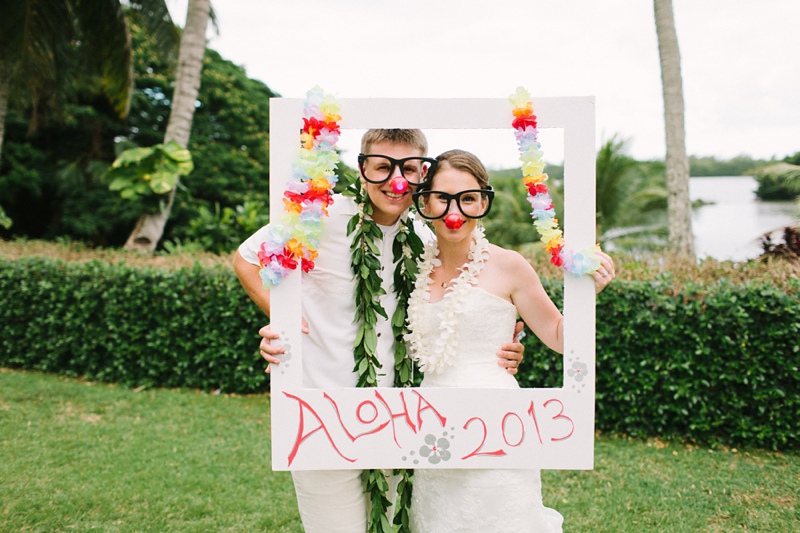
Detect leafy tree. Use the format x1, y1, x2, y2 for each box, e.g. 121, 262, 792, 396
483, 166, 563, 257
0, 96, 143, 244
596, 137, 667, 237
595, 137, 639, 232
485, 139, 669, 254
1, 8, 276, 250
595, 147, 670, 252
689, 155, 774, 177
123, 0, 211, 252
121, 18, 276, 251
0, 0, 177, 244
171, 49, 275, 212
0, 0, 176, 165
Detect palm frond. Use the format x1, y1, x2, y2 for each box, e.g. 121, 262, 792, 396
72, 0, 133, 118
127, 0, 180, 58
754, 162, 800, 182
595, 135, 639, 229
753, 162, 800, 199
626, 186, 668, 213
14, 0, 72, 94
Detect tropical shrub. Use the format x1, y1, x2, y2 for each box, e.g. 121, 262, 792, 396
518, 276, 799, 451
0, 255, 267, 393
1, 243, 798, 450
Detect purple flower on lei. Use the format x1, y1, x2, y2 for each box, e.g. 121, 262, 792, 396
528, 194, 552, 211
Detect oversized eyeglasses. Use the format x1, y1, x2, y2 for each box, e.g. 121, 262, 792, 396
357, 154, 437, 187
412, 188, 494, 220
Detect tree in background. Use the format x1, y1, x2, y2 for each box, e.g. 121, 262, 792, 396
0, 5, 275, 250
753, 152, 800, 201
123, 0, 211, 252
0, 0, 176, 165
483, 166, 563, 255
0, 0, 176, 241
689, 155, 774, 177
120, 4, 275, 254
486, 140, 669, 255
595, 137, 668, 244
594, 146, 670, 251
160, 48, 274, 253
595, 136, 640, 233
654, 0, 694, 258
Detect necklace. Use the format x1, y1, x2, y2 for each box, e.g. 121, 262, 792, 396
438, 263, 465, 288
405, 225, 490, 375
344, 178, 422, 533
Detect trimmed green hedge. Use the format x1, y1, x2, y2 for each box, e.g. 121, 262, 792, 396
1, 257, 798, 450
519, 278, 799, 451
0, 257, 267, 393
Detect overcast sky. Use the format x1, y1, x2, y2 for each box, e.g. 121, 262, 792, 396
167, 0, 800, 169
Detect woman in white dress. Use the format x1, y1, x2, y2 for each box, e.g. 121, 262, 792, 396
405, 149, 615, 532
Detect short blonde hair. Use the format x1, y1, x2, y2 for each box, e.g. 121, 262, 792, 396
360, 129, 428, 156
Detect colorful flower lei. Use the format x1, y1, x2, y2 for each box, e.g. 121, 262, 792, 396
509, 86, 601, 276
257, 86, 342, 287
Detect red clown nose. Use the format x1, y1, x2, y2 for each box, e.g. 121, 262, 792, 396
444, 213, 464, 230
390, 176, 409, 194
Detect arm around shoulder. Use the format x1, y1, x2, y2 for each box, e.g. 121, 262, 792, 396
233, 250, 271, 317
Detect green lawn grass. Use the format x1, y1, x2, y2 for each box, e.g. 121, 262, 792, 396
0, 369, 299, 532
1, 369, 797, 532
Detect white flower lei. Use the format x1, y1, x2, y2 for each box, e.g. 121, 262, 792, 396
405, 225, 490, 374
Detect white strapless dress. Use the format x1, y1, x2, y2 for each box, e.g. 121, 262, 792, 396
409, 286, 564, 533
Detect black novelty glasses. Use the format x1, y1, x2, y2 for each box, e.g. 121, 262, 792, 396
412, 187, 495, 220
357, 154, 437, 187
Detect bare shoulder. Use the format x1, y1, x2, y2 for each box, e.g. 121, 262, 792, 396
480, 244, 540, 300
488, 244, 535, 271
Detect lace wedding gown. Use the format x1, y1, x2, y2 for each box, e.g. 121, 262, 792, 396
409, 286, 564, 533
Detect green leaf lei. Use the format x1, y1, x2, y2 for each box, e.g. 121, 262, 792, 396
344, 179, 423, 532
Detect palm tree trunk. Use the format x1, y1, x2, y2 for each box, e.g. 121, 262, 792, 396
124, 0, 211, 252
0, 59, 10, 163
654, 0, 694, 258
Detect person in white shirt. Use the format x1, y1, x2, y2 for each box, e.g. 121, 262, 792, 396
233, 129, 525, 532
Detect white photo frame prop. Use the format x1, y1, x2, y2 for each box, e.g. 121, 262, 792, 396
269, 97, 596, 471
